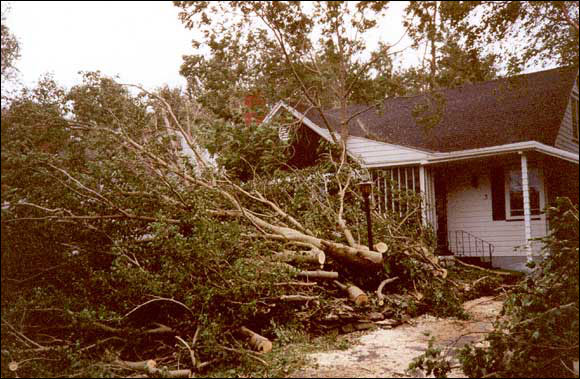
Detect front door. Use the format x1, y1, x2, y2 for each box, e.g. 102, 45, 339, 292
434, 168, 449, 253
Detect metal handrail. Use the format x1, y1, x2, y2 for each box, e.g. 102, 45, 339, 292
447, 230, 494, 263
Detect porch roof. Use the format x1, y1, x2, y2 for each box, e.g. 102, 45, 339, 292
424, 141, 579, 165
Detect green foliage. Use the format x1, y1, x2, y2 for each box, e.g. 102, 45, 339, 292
0, 66, 493, 378
1, 3, 20, 86
407, 199, 578, 378
0, 72, 300, 378
457, 198, 579, 378
440, 1, 579, 73
403, 1, 499, 94
201, 119, 290, 181
408, 336, 452, 378
175, 1, 399, 116
5, 70, 457, 378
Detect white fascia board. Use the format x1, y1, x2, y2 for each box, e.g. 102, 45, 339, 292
364, 160, 426, 168
273, 102, 432, 168
262, 101, 335, 141
279, 102, 336, 143
426, 141, 579, 165
366, 142, 578, 168
348, 135, 435, 155
261, 100, 285, 125
271, 102, 364, 165
532, 142, 579, 164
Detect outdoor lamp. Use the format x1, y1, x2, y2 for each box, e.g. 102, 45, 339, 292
358, 181, 372, 197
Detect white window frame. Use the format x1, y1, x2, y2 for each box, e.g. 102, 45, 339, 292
504, 165, 544, 221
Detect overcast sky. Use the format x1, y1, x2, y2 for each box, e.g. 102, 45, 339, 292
6, 1, 196, 89
4, 1, 418, 91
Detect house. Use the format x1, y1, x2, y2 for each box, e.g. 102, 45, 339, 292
262, 66, 579, 271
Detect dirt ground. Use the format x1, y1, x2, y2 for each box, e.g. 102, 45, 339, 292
291, 296, 503, 378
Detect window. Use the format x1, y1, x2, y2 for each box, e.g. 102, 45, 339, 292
505, 167, 542, 219
572, 97, 579, 141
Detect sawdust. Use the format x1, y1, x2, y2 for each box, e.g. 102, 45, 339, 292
291, 296, 503, 378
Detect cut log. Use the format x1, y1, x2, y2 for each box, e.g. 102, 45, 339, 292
243, 259, 337, 280
272, 248, 325, 267
367, 312, 385, 321
374, 242, 388, 254
239, 326, 272, 353
375, 319, 401, 328
347, 286, 369, 306
236, 212, 383, 268
321, 240, 383, 268
296, 270, 339, 280
334, 281, 369, 306
115, 359, 191, 378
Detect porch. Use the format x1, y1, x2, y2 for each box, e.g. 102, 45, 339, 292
370, 150, 579, 271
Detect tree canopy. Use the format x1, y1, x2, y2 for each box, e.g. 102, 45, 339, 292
439, 1, 579, 73
1, 3, 21, 101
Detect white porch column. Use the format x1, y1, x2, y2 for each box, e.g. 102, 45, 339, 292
419, 165, 427, 227
520, 152, 533, 262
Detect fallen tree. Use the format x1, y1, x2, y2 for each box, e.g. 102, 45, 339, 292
0, 6, 501, 370
0, 75, 471, 377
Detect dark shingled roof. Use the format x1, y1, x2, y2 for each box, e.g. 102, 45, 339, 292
300, 66, 578, 152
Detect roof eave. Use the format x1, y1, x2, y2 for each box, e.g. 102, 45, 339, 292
424, 141, 579, 165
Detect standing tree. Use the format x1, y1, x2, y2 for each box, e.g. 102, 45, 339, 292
403, 1, 499, 92
1, 2, 20, 102
439, 1, 579, 73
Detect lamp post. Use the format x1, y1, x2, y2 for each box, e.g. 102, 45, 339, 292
358, 181, 373, 251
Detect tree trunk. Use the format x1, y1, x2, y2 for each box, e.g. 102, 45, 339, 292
272, 248, 325, 267
334, 281, 369, 305
296, 270, 339, 280
115, 359, 191, 378
239, 326, 272, 353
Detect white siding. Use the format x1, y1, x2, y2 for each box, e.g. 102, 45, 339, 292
555, 74, 579, 154
346, 136, 431, 167
446, 164, 548, 257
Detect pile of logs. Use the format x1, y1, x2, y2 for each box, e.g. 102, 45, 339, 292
222, 240, 413, 354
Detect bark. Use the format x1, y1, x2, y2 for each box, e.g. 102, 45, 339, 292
296, 270, 339, 280
453, 257, 518, 276
278, 295, 318, 302
238, 212, 383, 268
143, 323, 174, 335
272, 248, 325, 267
321, 240, 383, 268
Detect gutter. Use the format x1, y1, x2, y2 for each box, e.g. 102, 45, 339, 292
424, 141, 579, 165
